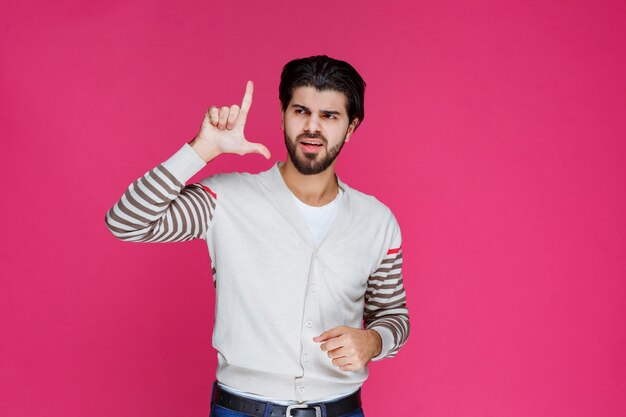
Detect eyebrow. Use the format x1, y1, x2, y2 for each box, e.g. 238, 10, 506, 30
291, 104, 342, 116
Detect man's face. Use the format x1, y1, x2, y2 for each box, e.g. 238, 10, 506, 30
282, 86, 358, 175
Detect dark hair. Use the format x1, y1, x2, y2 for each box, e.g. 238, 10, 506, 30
279, 55, 366, 129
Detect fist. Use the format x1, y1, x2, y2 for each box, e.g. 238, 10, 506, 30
314, 326, 383, 371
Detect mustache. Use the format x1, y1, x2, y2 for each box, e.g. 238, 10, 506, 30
297, 132, 327, 143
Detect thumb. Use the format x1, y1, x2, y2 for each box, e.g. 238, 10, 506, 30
244, 141, 271, 159
314, 326, 345, 342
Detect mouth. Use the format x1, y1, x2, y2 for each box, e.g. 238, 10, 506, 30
298, 139, 325, 153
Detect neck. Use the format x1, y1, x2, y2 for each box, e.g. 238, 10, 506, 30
279, 157, 339, 207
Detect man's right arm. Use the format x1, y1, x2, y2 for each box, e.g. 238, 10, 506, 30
104, 80, 270, 243
104, 143, 216, 242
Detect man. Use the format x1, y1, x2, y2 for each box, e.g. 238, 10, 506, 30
105, 55, 409, 417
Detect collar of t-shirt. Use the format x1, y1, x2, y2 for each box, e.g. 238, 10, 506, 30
291, 187, 344, 245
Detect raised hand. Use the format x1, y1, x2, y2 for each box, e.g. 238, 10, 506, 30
190, 81, 271, 162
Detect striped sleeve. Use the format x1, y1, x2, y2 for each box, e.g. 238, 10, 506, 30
104, 143, 217, 242
364, 219, 410, 361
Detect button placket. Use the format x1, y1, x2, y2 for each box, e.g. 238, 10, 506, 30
298, 247, 321, 399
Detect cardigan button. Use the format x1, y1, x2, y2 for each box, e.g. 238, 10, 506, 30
305, 320, 313, 328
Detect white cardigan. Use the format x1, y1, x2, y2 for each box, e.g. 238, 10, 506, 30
105, 143, 410, 402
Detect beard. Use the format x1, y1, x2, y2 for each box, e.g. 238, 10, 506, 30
284, 130, 347, 175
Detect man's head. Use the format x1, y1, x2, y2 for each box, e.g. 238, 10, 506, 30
279, 55, 366, 175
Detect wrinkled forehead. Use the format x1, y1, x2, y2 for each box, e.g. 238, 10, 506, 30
289, 86, 348, 113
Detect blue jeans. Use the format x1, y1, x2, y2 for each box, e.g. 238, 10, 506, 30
209, 382, 365, 417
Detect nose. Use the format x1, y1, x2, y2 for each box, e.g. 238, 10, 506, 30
304, 113, 321, 133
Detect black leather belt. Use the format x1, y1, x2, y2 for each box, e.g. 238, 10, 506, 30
211, 381, 362, 417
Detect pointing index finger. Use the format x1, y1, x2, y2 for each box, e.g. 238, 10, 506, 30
240, 80, 253, 115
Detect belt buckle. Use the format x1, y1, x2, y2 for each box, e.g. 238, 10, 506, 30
285, 403, 321, 417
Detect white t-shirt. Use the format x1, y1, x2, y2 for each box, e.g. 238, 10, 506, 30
291, 187, 344, 245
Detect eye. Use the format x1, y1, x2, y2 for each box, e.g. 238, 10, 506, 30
323, 113, 336, 119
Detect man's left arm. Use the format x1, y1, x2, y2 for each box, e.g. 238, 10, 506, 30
363, 235, 410, 362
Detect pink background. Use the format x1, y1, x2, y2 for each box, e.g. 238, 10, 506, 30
1, 1, 625, 416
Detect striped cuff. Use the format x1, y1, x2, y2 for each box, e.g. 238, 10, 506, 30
161, 143, 207, 184
369, 326, 394, 362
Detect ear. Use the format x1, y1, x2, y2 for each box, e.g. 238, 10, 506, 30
344, 118, 360, 143
280, 105, 285, 131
